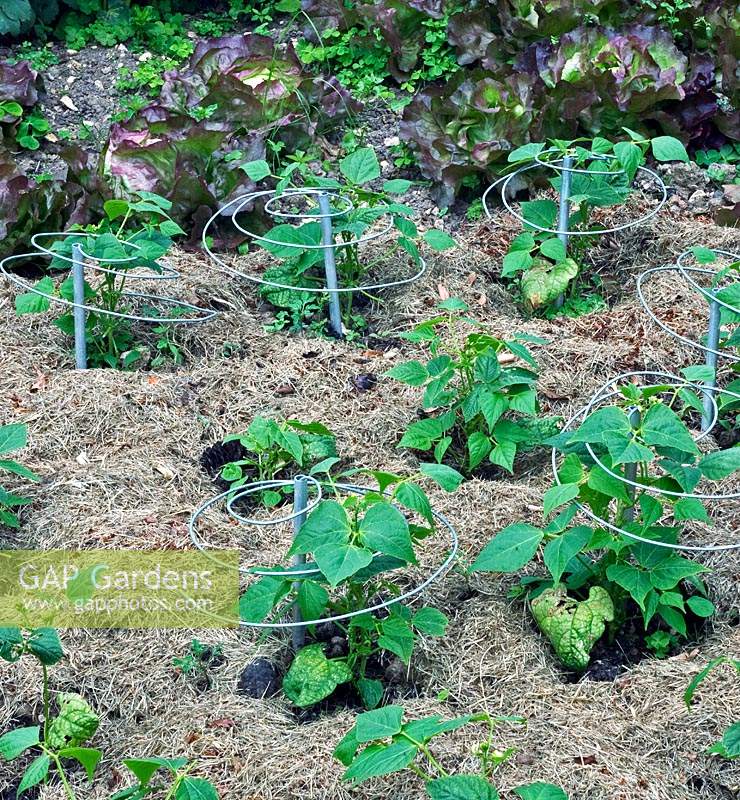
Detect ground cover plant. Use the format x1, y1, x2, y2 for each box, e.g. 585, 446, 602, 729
240, 145, 455, 335
297, 0, 459, 107
471, 374, 740, 670
240, 467, 462, 710
386, 297, 559, 476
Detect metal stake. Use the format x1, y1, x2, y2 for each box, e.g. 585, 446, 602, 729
71, 243, 87, 370
554, 155, 574, 310
291, 475, 309, 650
701, 296, 721, 432
317, 192, 344, 339
623, 406, 641, 523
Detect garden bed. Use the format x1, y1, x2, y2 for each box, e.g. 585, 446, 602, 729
1, 211, 738, 799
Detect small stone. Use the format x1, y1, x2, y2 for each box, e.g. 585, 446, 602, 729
66, 76, 75, 85
138, 51, 152, 62
723, 184, 740, 205
59, 94, 78, 111
687, 189, 712, 214
94, 80, 104, 91
383, 135, 400, 148
44, 133, 58, 143
237, 658, 281, 698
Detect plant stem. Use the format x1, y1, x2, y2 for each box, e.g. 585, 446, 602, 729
400, 734, 448, 777
42, 664, 49, 744
42, 749, 77, 800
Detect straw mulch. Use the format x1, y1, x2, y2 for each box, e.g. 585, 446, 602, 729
0, 206, 739, 800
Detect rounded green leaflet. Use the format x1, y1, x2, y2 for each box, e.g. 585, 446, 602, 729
17, 754, 50, 796
314, 541, 374, 587
470, 524, 543, 573
0, 726, 39, 760
355, 705, 404, 742
343, 740, 417, 783
340, 147, 380, 185
651, 136, 689, 163
427, 775, 499, 800
514, 783, 569, 800
26, 628, 63, 665
283, 644, 352, 707
175, 776, 220, 800
359, 502, 416, 563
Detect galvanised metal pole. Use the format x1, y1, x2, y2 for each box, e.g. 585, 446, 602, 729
71, 243, 87, 370
317, 192, 344, 338
701, 297, 721, 432
291, 474, 309, 650
554, 155, 574, 309
623, 406, 641, 523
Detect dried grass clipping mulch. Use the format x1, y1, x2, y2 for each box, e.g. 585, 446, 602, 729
0, 211, 739, 800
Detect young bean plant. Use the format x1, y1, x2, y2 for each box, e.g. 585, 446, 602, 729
240, 466, 463, 709
471, 376, 740, 669
498, 133, 689, 314
334, 704, 568, 800
240, 146, 455, 336
0, 423, 38, 529
15, 192, 187, 369
213, 416, 339, 507
386, 298, 560, 477
0, 627, 219, 799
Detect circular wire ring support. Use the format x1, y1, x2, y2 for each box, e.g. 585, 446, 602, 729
637, 262, 740, 362
201, 189, 428, 294
482, 159, 668, 236
0, 231, 218, 324
189, 480, 459, 629
551, 371, 740, 552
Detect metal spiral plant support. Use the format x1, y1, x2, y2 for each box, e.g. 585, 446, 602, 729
551, 371, 740, 553
637, 247, 740, 431
483, 149, 668, 307
0, 232, 218, 369
189, 476, 458, 640
201, 188, 427, 338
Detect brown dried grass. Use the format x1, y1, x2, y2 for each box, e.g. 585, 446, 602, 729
0, 210, 739, 800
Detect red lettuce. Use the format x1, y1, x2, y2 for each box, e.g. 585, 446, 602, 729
102, 34, 357, 225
